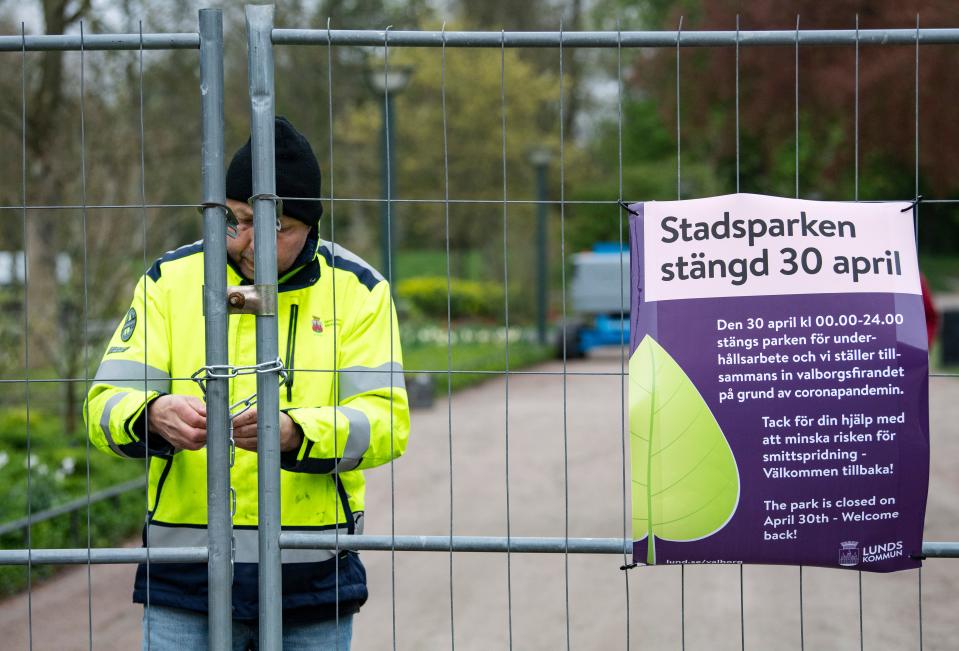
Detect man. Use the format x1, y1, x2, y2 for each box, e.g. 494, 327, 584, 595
85, 117, 410, 649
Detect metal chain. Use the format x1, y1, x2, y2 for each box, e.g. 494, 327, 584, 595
191, 357, 287, 573
230, 393, 259, 419
191, 356, 288, 392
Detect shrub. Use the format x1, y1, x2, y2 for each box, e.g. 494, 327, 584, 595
397, 276, 504, 321
0, 406, 144, 596
0, 407, 62, 451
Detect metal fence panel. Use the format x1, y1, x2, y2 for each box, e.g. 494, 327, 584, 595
257, 16, 959, 651
0, 7, 230, 650
1, 7, 958, 650
198, 8, 232, 650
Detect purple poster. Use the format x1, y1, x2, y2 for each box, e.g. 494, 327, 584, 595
628, 193, 929, 572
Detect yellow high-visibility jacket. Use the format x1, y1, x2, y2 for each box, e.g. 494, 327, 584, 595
84, 233, 410, 618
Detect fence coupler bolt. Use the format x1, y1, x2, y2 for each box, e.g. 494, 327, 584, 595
226, 284, 277, 315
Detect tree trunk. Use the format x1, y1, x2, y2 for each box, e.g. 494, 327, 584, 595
24, 194, 59, 371
22, 0, 90, 370
561, 0, 583, 143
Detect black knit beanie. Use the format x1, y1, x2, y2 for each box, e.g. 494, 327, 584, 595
225, 116, 323, 226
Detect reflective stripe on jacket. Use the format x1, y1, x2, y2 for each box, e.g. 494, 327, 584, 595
84, 235, 410, 618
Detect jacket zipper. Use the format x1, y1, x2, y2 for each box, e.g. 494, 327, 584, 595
285, 304, 298, 402
147, 456, 175, 519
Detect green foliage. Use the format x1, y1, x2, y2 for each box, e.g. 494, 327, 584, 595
0, 406, 144, 596
329, 36, 563, 268
0, 407, 64, 451
579, 0, 959, 256
397, 249, 485, 280
920, 254, 959, 293
397, 276, 504, 320
403, 327, 552, 395
0, 492, 144, 597
566, 98, 725, 253
619, 98, 676, 163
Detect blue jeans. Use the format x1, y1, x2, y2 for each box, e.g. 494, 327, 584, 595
142, 604, 353, 650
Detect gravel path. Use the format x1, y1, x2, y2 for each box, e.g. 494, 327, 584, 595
1, 349, 956, 650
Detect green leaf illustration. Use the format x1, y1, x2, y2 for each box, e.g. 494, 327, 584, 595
630, 334, 739, 565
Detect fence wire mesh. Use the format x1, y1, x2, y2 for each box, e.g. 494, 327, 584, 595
0, 7, 957, 651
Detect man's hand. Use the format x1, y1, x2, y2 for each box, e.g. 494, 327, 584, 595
147, 394, 207, 451
232, 407, 303, 453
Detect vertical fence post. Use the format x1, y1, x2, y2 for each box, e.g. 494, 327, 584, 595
199, 8, 232, 651
245, 5, 283, 650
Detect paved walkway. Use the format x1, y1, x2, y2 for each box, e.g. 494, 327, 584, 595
1, 350, 956, 649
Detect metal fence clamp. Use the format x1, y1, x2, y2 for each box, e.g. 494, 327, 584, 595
227, 284, 278, 315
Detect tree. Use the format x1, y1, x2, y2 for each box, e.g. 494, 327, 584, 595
328, 37, 566, 312
8, 1, 92, 374
0, 0, 210, 433
638, 1, 959, 245
574, 0, 959, 252
457, 0, 590, 151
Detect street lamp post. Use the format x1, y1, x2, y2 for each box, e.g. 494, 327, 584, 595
366, 63, 412, 278
529, 147, 552, 345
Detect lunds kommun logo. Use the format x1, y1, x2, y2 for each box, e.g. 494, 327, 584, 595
838, 541, 859, 567
862, 541, 904, 563
840, 540, 905, 566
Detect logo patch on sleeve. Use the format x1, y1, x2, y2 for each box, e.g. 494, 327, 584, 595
120, 308, 137, 342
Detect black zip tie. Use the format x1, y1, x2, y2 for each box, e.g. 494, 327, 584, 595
620, 562, 638, 571
199, 201, 233, 211
248, 193, 283, 230
618, 200, 639, 216
198, 201, 239, 238
910, 553, 926, 561
900, 194, 923, 212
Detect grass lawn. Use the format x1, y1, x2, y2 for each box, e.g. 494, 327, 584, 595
403, 330, 553, 395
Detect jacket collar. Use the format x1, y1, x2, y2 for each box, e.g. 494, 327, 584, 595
227, 226, 322, 292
